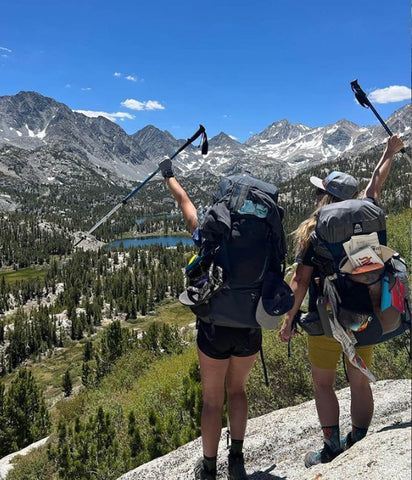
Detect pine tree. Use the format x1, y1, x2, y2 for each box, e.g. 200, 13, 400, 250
0, 318, 4, 343
81, 361, 91, 388
130, 427, 144, 463
3, 369, 50, 453
62, 369, 72, 397
0, 383, 12, 457
83, 339, 93, 362
101, 320, 124, 367
146, 408, 166, 459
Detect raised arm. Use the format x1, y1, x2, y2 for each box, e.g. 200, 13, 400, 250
159, 158, 199, 234
363, 135, 404, 201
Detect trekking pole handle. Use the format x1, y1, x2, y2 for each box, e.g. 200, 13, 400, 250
170, 124, 207, 160
350, 80, 406, 153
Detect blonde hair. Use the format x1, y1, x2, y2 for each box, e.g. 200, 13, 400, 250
293, 194, 336, 257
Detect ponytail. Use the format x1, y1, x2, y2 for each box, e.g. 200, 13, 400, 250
292, 194, 336, 257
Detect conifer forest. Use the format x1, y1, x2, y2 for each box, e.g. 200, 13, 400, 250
0, 145, 410, 480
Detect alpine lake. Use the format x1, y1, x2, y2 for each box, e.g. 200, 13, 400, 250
105, 214, 194, 249
106, 235, 193, 249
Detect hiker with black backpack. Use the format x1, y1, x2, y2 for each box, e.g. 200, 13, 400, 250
159, 158, 292, 480
279, 134, 406, 468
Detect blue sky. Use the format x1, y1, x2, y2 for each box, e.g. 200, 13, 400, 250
1, 0, 410, 142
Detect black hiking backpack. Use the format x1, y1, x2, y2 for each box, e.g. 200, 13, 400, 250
179, 173, 288, 328
310, 198, 410, 346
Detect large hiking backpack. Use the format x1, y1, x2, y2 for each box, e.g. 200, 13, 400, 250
179, 173, 288, 328
310, 198, 410, 379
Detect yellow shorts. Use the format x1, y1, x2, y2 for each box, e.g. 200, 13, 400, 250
307, 334, 374, 370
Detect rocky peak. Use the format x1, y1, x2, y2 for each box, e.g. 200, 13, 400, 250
131, 125, 182, 160
246, 119, 310, 146
208, 132, 243, 150
0, 91, 410, 193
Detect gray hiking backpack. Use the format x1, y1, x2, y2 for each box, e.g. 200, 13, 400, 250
310, 198, 410, 347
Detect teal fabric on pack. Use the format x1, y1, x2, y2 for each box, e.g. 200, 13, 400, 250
237, 200, 268, 218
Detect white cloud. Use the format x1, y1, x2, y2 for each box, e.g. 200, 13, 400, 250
0, 46, 12, 52
65, 84, 71, 88
229, 134, 238, 140
81, 87, 92, 91
74, 110, 135, 122
121, 98, 165, 111
144, 100, 165, 110
125, 75, 137, 82
114, 72, 142, 82
369, 85, 411, 104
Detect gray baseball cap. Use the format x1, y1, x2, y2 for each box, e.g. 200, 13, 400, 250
310, 171, 359, 200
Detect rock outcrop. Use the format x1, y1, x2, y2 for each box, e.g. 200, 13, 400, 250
117, 379, 411, 480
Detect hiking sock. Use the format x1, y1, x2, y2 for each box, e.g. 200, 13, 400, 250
321, 425, 342, 453
350, 425, 368, 444
229, 439, 244, 456
202, 455, 217, 473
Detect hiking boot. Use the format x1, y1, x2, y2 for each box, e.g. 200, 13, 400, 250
228, 451, 248, 479
304, 442, 343, 468
194, 458, 216, 480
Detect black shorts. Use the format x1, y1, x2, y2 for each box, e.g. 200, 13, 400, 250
197, 321, 262, 360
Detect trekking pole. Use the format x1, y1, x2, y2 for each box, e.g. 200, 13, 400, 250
287, 310, 302, 358
259, 346, 270, 387
350, 80, 410, 161
74, 125, 208, 246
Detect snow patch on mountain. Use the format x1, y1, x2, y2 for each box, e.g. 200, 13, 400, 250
0, 92, 410, 190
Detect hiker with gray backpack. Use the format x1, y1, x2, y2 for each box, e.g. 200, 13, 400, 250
159, 158, 293, 480
279, 134, 408, 468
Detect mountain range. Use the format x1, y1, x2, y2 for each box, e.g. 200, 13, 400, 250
0, 91, 410, 211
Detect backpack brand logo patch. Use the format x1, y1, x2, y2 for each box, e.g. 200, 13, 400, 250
353, 222, 363, 234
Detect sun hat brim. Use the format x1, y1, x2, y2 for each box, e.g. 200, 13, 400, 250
179, 289, 200, 306
310, 176, 325, 190
255, 297, 282, 330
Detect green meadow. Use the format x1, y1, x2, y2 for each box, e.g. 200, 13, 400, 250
0, 266, 47, 284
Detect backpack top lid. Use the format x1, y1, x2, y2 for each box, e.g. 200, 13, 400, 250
213, 173, 279, 206
201, 172, 284, 244
312, 198, 387, 261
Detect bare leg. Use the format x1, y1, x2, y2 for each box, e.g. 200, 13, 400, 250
347, 365, 374, 429
197, 348, 230, 457
225, 353, 258, 440
311, 366, 339, 426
